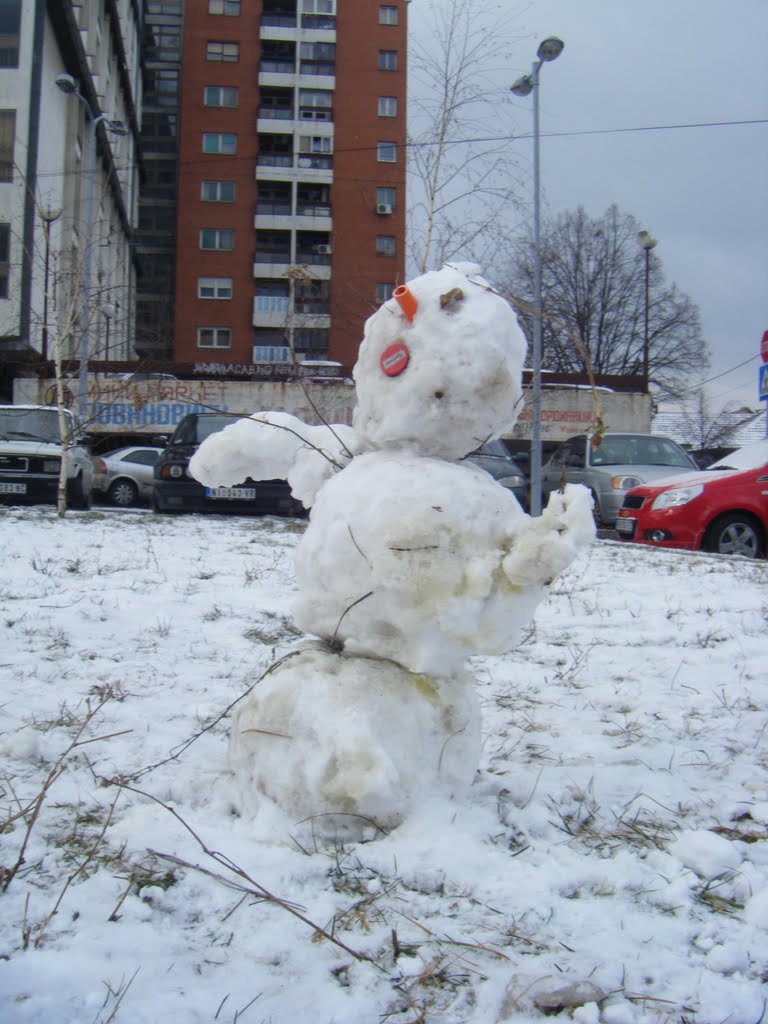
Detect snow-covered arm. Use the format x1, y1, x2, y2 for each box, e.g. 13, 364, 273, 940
502, 484, 595, 586
189, 412, 361, 507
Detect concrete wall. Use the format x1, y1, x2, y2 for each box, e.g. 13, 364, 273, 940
14, 376, 652, 440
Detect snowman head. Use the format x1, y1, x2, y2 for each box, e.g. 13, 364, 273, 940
353, 264, 527, 459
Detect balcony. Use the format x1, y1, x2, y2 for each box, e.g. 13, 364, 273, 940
259, 59, 296, 75
255, 200, 292, 216
253, 249, 292, 265
296, 154, 333, 171
295, 248, 331, 267
254, 295, 290, 313
256, 153, 294, 168
261, 13, 297, 28
296, 202, 331, 218
299, 61, 335, 77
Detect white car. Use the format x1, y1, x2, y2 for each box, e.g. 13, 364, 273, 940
92, 446, 163, 506
0, 404, 94, 509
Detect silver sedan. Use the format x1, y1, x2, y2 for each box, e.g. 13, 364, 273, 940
92, 446, 163, 506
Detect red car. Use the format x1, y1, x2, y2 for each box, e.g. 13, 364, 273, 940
615, 440, 768, 558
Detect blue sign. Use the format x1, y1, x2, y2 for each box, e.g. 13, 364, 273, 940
760, 364, 768, 401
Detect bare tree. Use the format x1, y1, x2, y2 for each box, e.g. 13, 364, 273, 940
407, 0, 524, 273
502, 204, 709, 399
673, 389, 759, 451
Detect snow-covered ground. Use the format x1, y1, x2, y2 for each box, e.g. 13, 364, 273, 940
0, 506, 766, 1024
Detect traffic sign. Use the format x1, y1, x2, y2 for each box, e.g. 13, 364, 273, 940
762, 329, 768, 363
759, 363, 768, 401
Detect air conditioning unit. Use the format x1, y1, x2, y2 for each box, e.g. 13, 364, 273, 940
376, 203, 393, 215
315, 244, 333, 255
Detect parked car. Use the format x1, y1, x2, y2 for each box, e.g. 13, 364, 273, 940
466, 440, 529, 511
153, 412, 305, 517
615, 439, 768, 558
541, 432, 697, 527
0, 404, 93, 509
92, 446, 163, 507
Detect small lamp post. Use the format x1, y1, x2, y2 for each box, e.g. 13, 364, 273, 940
638, 229, 657, 393
55, 74, 127, 420
511, 37, 564, 516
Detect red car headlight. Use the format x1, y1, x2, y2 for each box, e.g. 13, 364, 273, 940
650, 484, 704, 511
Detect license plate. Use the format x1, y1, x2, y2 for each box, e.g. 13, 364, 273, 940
0, 482, 27, 494
205, 486, 256, 500
615, 517, 635, 534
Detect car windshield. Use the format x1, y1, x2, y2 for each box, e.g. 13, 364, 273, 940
0, 407, 66, 443
172, 414, 243, 445
707, 438, 768, 471
590, 435, 693, 468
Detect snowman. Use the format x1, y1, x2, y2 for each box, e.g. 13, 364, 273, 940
190, 263, 594, 834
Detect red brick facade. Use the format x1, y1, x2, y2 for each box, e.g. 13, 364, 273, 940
173, 1, 407, 369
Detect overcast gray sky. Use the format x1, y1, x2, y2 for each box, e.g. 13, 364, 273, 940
408, 0, 768, 412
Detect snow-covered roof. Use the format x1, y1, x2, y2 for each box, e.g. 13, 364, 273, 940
652, 407, 767, 449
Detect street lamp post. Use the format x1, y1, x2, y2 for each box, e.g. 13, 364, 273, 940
511, 37, 564, 517
55, 74, 127, 421
40, 206, 62, 363
637, 230, 657, 394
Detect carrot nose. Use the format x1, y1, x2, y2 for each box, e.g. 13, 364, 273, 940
392, 285, 417, 322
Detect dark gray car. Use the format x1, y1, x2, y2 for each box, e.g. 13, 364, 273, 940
466, 440, 529, 511
542, 432, 697, 526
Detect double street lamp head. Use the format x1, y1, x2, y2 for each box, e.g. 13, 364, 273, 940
510, 37, 564, 96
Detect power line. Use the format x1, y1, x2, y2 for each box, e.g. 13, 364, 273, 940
678, 352, 760, 394
32, 115, 768, 182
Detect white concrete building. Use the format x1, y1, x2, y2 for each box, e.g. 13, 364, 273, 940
0, 0, 141, 393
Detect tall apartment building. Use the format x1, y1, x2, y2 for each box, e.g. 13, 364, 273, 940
135, 0, 182, 361
173, 0, 407, 369
0, 0, 141, 392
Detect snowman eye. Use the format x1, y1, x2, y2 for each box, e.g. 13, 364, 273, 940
434, 390, 444, 399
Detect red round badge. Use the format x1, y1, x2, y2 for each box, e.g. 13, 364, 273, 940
380, 342, 410, 377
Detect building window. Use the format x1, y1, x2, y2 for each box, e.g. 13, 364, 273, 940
201, 180, 236, 202
376, 235, 396, 257
202, 132, 237, 154
253, 328, 291, 364
301, 0, 336, 13
0, 110, 15, 181
197, 326, 232, 349
299, 88, 333, 121
377, 141, 396, 162
145, 24, 181, 62
0, 0, 20, 68
299, 135, 332, 155
145, 69, 180, 107
379, 5, 398, 24
376, 282, 395, 305
376, 187, 395, 212
206, 41, 239, 62
254, 279, 290, 313
299, 41, 335, 76
198, 277, 233, 299
378, 96, 397, 118
204, 86, 239, 108
200, 228, 235, 250
294, 328, 329, 354
378, 50, 397, 71
208, 0, 240, 13
0, 222, 8, 298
